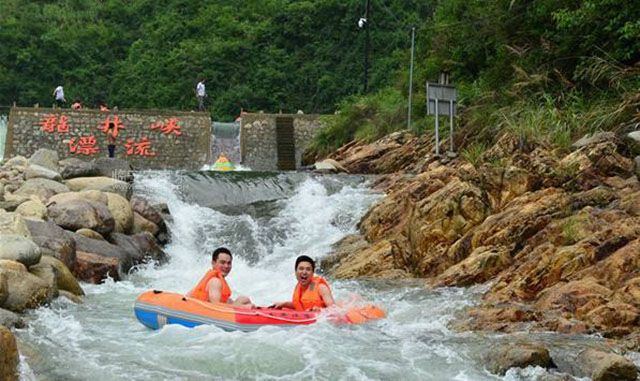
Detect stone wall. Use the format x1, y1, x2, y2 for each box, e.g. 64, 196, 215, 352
5, 107, 211, 170
240, 113, 324, 171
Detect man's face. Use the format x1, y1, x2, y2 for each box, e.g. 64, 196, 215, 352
295, 261, 314, 287
213, 253, 232, 277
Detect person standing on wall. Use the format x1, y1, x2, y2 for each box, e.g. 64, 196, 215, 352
53, 85, 65, 108
196, 78, 207, 112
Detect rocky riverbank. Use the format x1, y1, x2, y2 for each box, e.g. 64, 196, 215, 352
0, 149, 169, 379
320, 130, 640, 380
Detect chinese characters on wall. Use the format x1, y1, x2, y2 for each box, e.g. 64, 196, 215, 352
37, 114, 183, 157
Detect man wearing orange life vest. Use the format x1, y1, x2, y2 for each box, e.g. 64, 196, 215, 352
188, 247, 254, 308
273, 255, 335, 311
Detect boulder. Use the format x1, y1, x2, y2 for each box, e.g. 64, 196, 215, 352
0, 212, 31, 237
28, 148, 59, 172
109, 232, 167, 265
624, 131, 640, 156
0, 235, 41, 267
0, 308, 24, 328
0, 184, 4, 201
58, 290, 83, 304
635, 156, 640, 179
570, 349, 638, 381
1, 156, 28, 170
432, 246, 512, 287
313, 159, 350, 173
28, 263, 59, 299
24, 164, 61, 181
75, 228, 104, 240
572, 131, 617, 149
24, 219, 76, 270
324, 237, 408, 279
130, 196, 165, 228
13, 178, 70, 201
15, 199, 47, 220
64, 176, 130, 199
0, 261, 26, 273
0, 272, 7, 306
75, 251, 121, 283
486, 342, 553, 375
0, 268, 55, 312
534, 279, 612, 318
0, 198, 28, 212
47, 199, 115, 235
106, 192, 133, 233
0, 325, 18, 381
48, 190, 108, 206
93, 157, 133, 182
59, 158, 98, 179
132, 212, 159, 236
37, 256, 84, 296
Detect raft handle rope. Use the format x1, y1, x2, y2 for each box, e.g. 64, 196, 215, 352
184, 295, 318, 323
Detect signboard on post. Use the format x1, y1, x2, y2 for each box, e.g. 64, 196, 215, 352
426, 82, 457, 156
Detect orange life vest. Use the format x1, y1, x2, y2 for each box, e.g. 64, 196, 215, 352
292, 276, 330, 311
189, 269, 231, 303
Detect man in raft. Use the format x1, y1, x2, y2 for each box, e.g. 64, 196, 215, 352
272, 255, 335, 311
188, 247, 254, 308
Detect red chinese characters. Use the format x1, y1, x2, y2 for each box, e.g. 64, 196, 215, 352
68, 136, 99, 155
150, 118, 182, 136
39, 114, 70, 133
99, 115, 125, 138
124, 137, 156, 156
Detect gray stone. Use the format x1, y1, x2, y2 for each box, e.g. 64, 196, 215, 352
575, 349, 637, 381
0, 308, 25, 328
29, 262, 59, 299
106, 192, 133, 233
0, 235, 42, 267
47, 199, 115, 235
24, 164, 62, 181
39, 255, 84, 296
486, 342, 553, 375
67, 232, 134, 282
93, 158, 133, 182
0, 199, 28, 212
0, 267, 55, 312
1, 156, 28, 170
572, 131, 617, 149
109, 232, 167, 265
59, 158, 99, 179
29, 148, 59, 172
64, 177, 130, 199
0, 212, 31, 237
15, 200, 47, 220
0, 183, 4, 202
14, 178, 70, 201
24, 219, 77, 270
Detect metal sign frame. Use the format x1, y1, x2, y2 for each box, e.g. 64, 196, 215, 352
426, 82, 457, 156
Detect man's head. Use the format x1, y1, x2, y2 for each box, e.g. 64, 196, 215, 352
212, 247, 232, 277
295, 255, 315, 287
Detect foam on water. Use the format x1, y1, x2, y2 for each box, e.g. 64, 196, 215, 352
15, 171, 607, 380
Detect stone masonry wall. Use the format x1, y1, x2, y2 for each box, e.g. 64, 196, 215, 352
240, 113, 324, 171
6, 107, 211, 170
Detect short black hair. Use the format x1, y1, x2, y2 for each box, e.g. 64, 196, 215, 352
295, 255, 315, 271
212, 247, 232, 262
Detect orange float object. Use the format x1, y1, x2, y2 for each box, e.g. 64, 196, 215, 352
134, 290, 385, 331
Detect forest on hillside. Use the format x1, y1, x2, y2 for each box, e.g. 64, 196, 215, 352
1, 0, 638, 137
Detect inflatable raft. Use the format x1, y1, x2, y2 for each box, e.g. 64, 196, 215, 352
211, 154, 234, 171
134, 290, 385, 332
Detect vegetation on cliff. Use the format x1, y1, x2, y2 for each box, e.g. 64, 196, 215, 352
310, 0, 640, 157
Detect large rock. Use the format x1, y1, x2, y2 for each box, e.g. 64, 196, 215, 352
24, 164, 61, 181
0, 267, 55, 312
59, 158, 99, 179
106, 192, 133, 233
13, 178, 70, 201
48, 190, 108, 206
0, 272, 7, 306
132, 212, 159, 236
568, 349, 638, 381
323, 236, 408, 279
0, 325, 18, 381
64, 177, 130, 199
109, 232, 167, 265
15, 199, 47, 220
313, 159, 350, 173
0, 235, 41, 267
38, 256, 84, 296
28, 262, 59, 299
47, 199, 115, 235
93, 157, 133, 182
0, 308, 24, 328
75, 228, 104, 240
68, 232, 133, 282
0, 212, 31, 237
432, 246, 512, 287
1, 156, 28, 170
24, 219, 76, 270
29, 148, 59, 172
486, 342, 553, 375
130, 196, 165, 228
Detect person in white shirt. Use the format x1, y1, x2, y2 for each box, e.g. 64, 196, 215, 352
195, 79, 207, 111
53, 85, 65, 108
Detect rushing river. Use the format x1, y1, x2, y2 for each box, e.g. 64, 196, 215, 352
16, 171, 621, 380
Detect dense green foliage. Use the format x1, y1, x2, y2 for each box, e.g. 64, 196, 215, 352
0, 0, 430, 120
2, 0, 638, 147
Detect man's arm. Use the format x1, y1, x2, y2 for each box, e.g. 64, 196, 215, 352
318, 284, 334, 307
206, 278, 223, 303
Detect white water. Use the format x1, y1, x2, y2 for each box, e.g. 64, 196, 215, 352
16, 172, 603, 380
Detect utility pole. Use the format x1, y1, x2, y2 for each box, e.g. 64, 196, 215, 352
363, 0, 371, 93
407, 26, 415, 130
